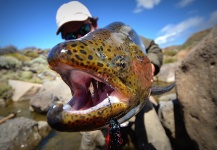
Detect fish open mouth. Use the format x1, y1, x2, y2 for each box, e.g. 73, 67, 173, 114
53, 63, 127, 113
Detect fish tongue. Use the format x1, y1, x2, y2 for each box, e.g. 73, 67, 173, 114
68, 90, 91, 110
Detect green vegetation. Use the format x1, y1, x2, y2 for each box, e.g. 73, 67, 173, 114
0, 80, 13, 100
5, 52, 31, 61
163, 57, 177, 64
0, 56, 22, 69
163, 50, 178, 57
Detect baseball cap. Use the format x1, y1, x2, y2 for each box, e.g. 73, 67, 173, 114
56, 1, 92, 35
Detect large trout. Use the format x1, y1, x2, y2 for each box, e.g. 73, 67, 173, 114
47, 22, 174, 132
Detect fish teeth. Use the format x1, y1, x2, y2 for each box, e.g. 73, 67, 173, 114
63, 104, 72, 111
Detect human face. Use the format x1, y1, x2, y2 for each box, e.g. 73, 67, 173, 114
61, 20, 96, 40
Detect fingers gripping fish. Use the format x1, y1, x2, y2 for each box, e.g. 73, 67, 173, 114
46, 22, 174, 132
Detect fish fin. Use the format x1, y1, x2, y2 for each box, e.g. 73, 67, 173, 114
150, 83, 175, 95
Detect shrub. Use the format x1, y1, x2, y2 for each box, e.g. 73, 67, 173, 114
0, 56, 22, 69
163, 57, 177, 64
0, 45, 18, 55
0, 80, 13, 100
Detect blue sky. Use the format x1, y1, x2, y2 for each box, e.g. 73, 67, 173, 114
0, 0, 217, 50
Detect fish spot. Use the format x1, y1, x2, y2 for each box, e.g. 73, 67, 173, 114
88, 55, 93, 60
97, 62, 104, 67
100, 46, 104, 51
80, 49, 87, 55
75, 55, 83, 61
88, 41, 93, 44
71, 44, 77, 47
73, 49, 77, 53
101, 42, 105, 47
80, 41, 88, 46
67, 50, 72, 55
107, 48, 111, 52
80, 115, 85, 119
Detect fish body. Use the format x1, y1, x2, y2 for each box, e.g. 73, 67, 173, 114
47, 22, 162, 132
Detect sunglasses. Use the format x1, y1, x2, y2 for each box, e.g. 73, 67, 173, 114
63, 23, 91, 40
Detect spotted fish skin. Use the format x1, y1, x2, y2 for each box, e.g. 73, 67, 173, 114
47, 22, 152, 132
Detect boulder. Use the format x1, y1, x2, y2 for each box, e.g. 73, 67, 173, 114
158, 100, 175, 138
175, 25, 217, 150
30, 77, 71, 114
0, 117, 50, 150
8, 80, 42, 101
156, 62, 179, 82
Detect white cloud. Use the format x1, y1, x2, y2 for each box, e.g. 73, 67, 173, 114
133, 0, 161, 13
155, 17, 204, 46
177, 0, 195, 7
207, 10, 217, 27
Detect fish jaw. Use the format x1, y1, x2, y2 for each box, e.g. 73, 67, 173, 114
47, 99, 128, 132
46, 59, 131, 131
46, 22, 153, 132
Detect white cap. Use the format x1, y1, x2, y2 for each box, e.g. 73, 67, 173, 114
56, 1, 92, 35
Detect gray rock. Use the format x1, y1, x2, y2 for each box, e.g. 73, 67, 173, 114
175, 25, 217, 150
0, 98, 6, 107
156, 62, 179, 82
0, 117, 50, 150
158, 93, 177, 101
8, 80, 42, 101
129, 100, 172, 150
37, 121, 51, 138
158, 100, 175, 138
145, 107, 172, 150
30, 77, 71, 113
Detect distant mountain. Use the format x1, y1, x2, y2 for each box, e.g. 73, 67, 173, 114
162, 27, 212, 64
179, 28, 212, 50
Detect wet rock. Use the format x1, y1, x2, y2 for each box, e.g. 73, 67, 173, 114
37, 121, 51, 138
8, 80, 42, 101
175, 25, 217, 150
0, 117, 50, 150
30, 77, 71, 114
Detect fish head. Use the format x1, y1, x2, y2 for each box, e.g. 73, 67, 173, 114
46, 22, 152, 131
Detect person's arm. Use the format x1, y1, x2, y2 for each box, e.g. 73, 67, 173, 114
140, 36, 163, 76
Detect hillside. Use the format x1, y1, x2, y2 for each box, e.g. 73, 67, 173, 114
162, 28, 212, 64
